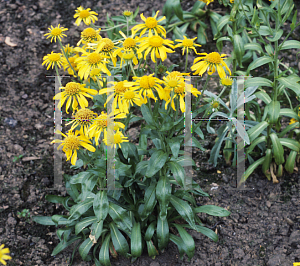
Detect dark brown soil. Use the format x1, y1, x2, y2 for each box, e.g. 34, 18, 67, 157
0, 0, 300, 266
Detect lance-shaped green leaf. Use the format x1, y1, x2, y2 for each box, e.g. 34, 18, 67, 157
280, 40, 300, 50
145, 150, 168, 178
108, 202, 132, 233
170, 195, 196, 229
244, 42, 263, 53
75, 216, 97, 235
268, 100, 280, 124
163, 0, 183, 21
278, 122, 300, 138
79, 238, 94, 260
247, 121, 269, 142
285, 150, 298, 174
141, 104, 156, 126
262, 148, 272, 180
266, 29, 283, 42
32, 216, 56, 226
109, 222, 129, 256
145, 222, 156, 241
255, 90, 272, 104
51, 236, 81, 256
146, 240, 159, 259
157, 216, 169, 250
279, 138, 300, 152
244, 156, 266, 180
131, 222, 142, 258
247, 56, 273, 74
216, 36, 231, 52
93, 190, 109, 222
167, 161, 185, 187
246, 136, 267, 154
156, 175, 171, 220
216, 15, 231, 33
169, 234, 186, 260
278, 77, 300, 96
193, 205, 230, 217
69, 171, 93, 184
141, 182, 157, 220
166, 138, 181, 159
172, 224, 194, 259
233, 34, 244, 67
185, 224, 218, 242
99, 234, 111, 266
68, 197, 94, 220
245, 77, 273, 88
91, 220, 104, 241
269, 133, 285, 165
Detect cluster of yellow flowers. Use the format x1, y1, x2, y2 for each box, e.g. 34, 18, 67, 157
43, 6, 232, 165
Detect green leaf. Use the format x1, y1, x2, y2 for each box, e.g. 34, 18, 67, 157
169, 234, 186, 260
163, 0, 183, 21
285, 150, 298, 174
145, 150, 168, 178
51, 236, 81, 256
69, 171, 93, 184
32, 216, 56, 226
91, 220, 104, 241
167, 138, 181, 158
245, 77, 273, 88
244, 42, 263, 54
247, 56, 273, 74
278, 77, 300, 96
141, 182, 157, 220
266, 29, 283, 42
216, 36, 231, 52
268, 100, 280, 124
246, 136, 267, 154
156, 175, 171, 220
69, 198, 94, 220
172, 224, 195, 259
170, 195, 196, 229
279, 138, 300, 152
167, 161, 185, 187
141, 104, 156, 126
193, 205, 230, 217
146, 240, 159, 259
93, 191, 109, 222
79, 238, 94, 260
216, 15, 231, 33
190, 224, 218, 242
131, 222, 142, 258
244, 156, 265, 180
278, 122, 300, 138
108, 202, 132, 233
145, 222, 156, 241
233, 34, 244, 67
75, 216, 97, 235
157, 216, 169, 250
99, 234, 111, 266
258, 25, 273, 36
109, 222, 129, 256
255, 90, 272, 104
269, 133, 285, 165
247, 121, 269, 142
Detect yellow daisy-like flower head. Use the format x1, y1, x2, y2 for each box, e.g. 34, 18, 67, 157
212, 100, 220, 109
104, 128, 129, 149
220, 76, 233, 87
52, 130, 95, 165
0, 244, 12, 266
163, 73, 185, 100
62, 54, 78, 76
199, 0, 214, 4
113, 31, 141, 60
137, 32, 174, 63
123, 10, 132, 17
119, 87, 145, 113
78, 27, 101, 45
88, 68, 105, 85
75, 49, 111, 80
119, 51, 139, 68
94, 38, 118, 67
175, 36, 202, 55
53, 82, 98, 114
89, 110, 127, 146
44, 24, 68, 43
191, 52, 231, 78
131, 11, 166, 37
66, 108, 97, 136
62, 44, 74, 56
42, 52, 63, 70
289, 118, 299, 128
74, 6, 98, 26
166, 71, 190, 79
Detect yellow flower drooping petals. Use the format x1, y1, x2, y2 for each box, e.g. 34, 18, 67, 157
198, 0, 214, 4
44, 24, 68, 43
220, 76, 233, 86
191, 52, 231, 78
52, 130, 95, 165
74, 6, 98, 26
42, 52, 64, 70
0, 244, 12, 265
103, 128, 129, 149
120, 87, 145, 113
175, 36, 201, 55
78, 27, 101, 45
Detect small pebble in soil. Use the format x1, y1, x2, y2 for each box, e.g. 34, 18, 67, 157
4, 117, 17, 127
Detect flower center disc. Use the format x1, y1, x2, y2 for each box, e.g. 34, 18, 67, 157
115, 81, 127, 94
123, 38, 136, 49
101, 38, 114, 51
79, 10, 90, 18
74, 109, 95, 124
96, 114, 108, 128
174, 84, 185, 94
64, 135, 80, 151
140, 76, 156, 89
168, 80, 178, 88
82, 28, 96, 38
87, 53, 102, 64
124, 90, 135, 99
149, 36, 163, 47
182, 39, 193, 47
51, 28, 62, 36
206, 52, 222, 64
145, 17, 158, 28
65, 82, 81, 95
114, 134, 122, 144
48, 53, 61, 62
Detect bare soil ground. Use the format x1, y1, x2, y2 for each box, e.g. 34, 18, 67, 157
0, 0, 300, 265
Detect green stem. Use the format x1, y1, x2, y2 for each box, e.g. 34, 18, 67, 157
127, 61, 130, 80
185, 52, 189, 73
273, 40, 279, 101
196, 75, 211, 107
155, 60, 158, 77
129, 61, 136, 77
58, 39, 77, 78
100, 23, 126, 31
232, 20, 237, 75
126, 17, 129, 36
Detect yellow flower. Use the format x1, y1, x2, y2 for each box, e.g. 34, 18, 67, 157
289, 118, 300, 128
165, 81, 201, 113
230, 0, 234, 3
77, 27, 101, 46
199, 0, 214, 4
42, 52, 63, 70
0, 244, 11, 266
119, 87, 145, 113
74, 6, 98, 26
94, 38, 118, 67
75, 49, 111, 80
123, 10, 132, 17
103, 128, 129, 149
44, 24, 68, 43
113, 31, 141, 60
137, 32, 174, 63
175, 36, 202, 55
212, 100, 220, 109
66, 108, 97, 136
220, 76, 233, 86
52, 130, 95, 165
165, 71, 190, 78
61, 44, 74, 56
98, 81, 129, 112
119, 51, 139, 68
62, 55, 78, 76
53, 82, 98, 114
89, 110, 127, 146
125, 74, 165, 102
191, 52, 231, 78
131, 11, 166, 37
163, 73, 185, 100
88, 68, 105, 85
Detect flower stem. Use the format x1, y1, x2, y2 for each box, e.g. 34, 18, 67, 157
185, 52, 189, 73
129, 61, 136, 77
126, 17, 129, 36
58, 39, 77, 77
155, 60, 158, 77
